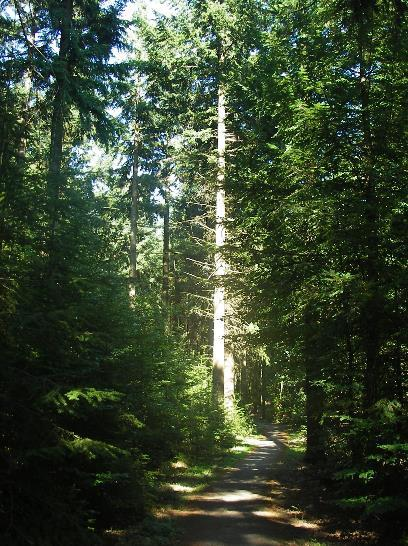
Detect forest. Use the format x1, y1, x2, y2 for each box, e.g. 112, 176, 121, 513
0, 0, 407, 544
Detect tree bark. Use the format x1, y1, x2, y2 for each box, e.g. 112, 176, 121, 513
261, 361, 266, 419
224, 352, 234, 411
345, 318, 355, 412
0, 76, 12, 250
129, 122, 139, 299
304, 310, 325, 463
17, 74, 32, 164
162, 179, 170, 308
213, 75, 227, 403
16, 4, 36, 166
392, 340, 404, 405
240, 349, 249, 405
47, 0, 73, 243
356, 4, 382, 408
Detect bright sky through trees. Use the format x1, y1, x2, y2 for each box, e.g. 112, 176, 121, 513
125, 0, 175, 21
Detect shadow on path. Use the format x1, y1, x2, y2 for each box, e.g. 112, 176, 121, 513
171, 425, 328, 546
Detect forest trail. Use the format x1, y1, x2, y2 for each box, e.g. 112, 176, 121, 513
172, 425, 330, 546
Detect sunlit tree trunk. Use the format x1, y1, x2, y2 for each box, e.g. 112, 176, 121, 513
212, 37, 235, 408
213, 81, 226, 403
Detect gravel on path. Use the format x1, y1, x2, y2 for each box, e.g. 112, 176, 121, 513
172, 425, 326, 546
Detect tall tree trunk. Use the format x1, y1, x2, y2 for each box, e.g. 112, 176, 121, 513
16, 4, 36, 166
0, 85, 8, 174
241, 349, 249, 405
47, 0, 73, 259
17, 73, 32, 164
0, 76, 12, 250
213, 81, 226, 403
129, 123, 139, 299
305, 362, 325, 463
356, 4, 382, 408
261, 361, 266, 419
342, 293, 356, 414
224, 352, 234, 411
304, 309, 325, 463
213, 72, 234, 409
162, 179, 170, 309
392, 339, 404, 405
345, 318, 355, 412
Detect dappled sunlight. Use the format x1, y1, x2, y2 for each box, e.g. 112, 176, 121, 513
291, 520, 319, 530
198, 490, 268, 503
252, 509, 319, 530
168, 507, 245, 518
168, 483, 195, 493
251, 508, 286, 519
173, 426, 327, 545
245, 437, 277, 449
172, 460, 188, 469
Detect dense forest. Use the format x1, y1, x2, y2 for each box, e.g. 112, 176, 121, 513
0, 0, 407, 544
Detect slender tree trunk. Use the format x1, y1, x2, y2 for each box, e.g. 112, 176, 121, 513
213, 74, 234, 409
162, 179, 170, 308
0, 86, 8, 173
345, 318, 355, 411
17, 12, 36, 166
47, 0, 73, 254
342, 293, 356, 414
129, 123, 139, 299
241, 349, 249, 405
17, 56, 34, 166
0, 77, 11, 250
213, 77, 226, 403
261, 361, 266, 419
392, 340, 404, 405
17, 75, 32, 164
356, 6, 382, 408
304, 310, 325, 463
305, 363, 325, 463
224, 299, 235, 410
224, 353, 234, 411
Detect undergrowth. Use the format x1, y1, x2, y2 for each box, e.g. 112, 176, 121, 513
105, 406, 255, 545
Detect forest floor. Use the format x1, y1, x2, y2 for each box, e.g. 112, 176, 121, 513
111, 424, 379, 546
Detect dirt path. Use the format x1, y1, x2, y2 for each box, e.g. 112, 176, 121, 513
171, 425, 329, 546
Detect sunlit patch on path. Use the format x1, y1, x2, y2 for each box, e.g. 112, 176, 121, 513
173, 425, 328, 546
